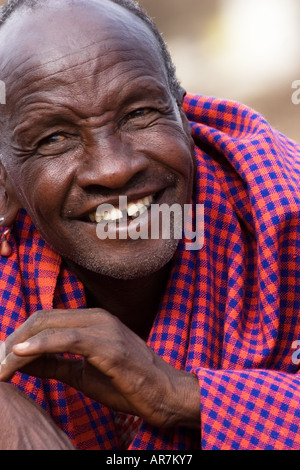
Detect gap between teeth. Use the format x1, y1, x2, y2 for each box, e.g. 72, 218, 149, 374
89, 195, 154, 222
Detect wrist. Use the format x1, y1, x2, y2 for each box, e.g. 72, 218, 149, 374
160, 365, 201, 429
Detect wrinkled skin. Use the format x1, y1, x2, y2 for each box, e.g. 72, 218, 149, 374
0, 0, 200, 449
1, 309, 200, 430
0, 383, 75, 450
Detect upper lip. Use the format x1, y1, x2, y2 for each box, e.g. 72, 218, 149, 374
67, 185, 168, 220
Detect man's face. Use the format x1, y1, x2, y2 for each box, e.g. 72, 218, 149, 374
0, 0, 195, 279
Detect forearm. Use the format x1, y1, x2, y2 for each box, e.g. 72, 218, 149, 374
0, 382, 75, 450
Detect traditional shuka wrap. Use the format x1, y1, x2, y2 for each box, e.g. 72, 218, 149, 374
0, 93, 300, 450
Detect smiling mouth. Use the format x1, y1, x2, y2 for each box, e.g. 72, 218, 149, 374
87, 193, 156, 223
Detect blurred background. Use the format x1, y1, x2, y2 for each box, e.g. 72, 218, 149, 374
1, 0, 299, 141
139, 0, 300, 142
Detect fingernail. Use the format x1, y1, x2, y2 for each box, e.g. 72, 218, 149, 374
14, 342, 31, 352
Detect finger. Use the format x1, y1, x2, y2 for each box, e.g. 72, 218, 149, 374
11, 327, 119, 382
0, 348, 117, 410
23, 308, 110, 333
4, 308, 111, 351
17, 355, 84, 390
12, 328, 97, 362
21, 355, 129, 413
0, 308, 109, 363
0, 348, 84, 390
0, 351, 41, 381
0, 327, 87, 382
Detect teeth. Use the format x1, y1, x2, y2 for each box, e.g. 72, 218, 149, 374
143, 196, 151, 206
110, 208, 123, 221
103, 211, 111, 221
127, 203, 139, 217
90, 194, 154, 222
138, 205, 147, 215
127, 194, 154, 219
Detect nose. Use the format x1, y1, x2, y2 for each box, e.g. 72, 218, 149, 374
76, 133, 149, 189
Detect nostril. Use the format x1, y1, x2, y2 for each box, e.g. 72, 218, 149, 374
77, 163, 148, 190
76, 138, 149, 190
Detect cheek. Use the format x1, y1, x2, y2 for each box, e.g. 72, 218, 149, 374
8, 161, 67, 218
160, 133, 194, 199
138, 126, 195, 180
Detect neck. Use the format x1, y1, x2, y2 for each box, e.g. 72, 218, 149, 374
65, 261, 171, 340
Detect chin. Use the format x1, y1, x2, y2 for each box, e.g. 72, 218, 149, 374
68, 238, 180, 281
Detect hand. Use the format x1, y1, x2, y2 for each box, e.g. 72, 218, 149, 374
0, 382, 75, 450
0, 309, 200, 429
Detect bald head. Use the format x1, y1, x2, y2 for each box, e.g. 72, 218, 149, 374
0, 0, 181, 99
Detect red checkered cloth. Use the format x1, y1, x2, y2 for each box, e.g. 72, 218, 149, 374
0, 93, 300, 449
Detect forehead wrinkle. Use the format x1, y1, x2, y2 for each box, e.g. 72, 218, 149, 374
3, 39, 128, 84
1, 32, 126, 77
8, 46, 167, 120
10, 57, 157, 114
5, 36, 165, 107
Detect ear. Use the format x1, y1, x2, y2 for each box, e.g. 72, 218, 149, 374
176, 87, 194, 143
175, 87, 198, 185
0, 162, 21, 227
174, 86, 190, 127
176, 86, 187, 105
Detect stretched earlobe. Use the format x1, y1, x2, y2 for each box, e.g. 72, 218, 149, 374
0, 228, 12, 257
0, 162, 21, 229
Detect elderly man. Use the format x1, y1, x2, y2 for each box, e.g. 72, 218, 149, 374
0, 0, 299, 451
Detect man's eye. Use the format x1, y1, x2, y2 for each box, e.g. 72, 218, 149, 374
36, 133, 75, 156
129, 109, 148, 118
39, 134, 66, 146
123, 108, 153, 124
